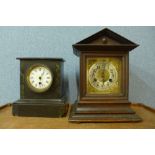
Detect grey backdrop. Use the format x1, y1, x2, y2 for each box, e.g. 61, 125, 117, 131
0, 26, 155, 108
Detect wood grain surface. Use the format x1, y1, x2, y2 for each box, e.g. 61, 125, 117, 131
0, 103, 155, 129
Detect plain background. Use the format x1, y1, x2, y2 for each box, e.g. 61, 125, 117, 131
0, 26, 155, 108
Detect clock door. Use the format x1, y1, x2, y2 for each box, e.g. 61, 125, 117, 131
79, 52, 129, 103
86, 56, 122, 95
26, 64, 53, 93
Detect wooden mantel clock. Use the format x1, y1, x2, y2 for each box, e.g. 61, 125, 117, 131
12, 58, 68, 117
69, 28, 142, 122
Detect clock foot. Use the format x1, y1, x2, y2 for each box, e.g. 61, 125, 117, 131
69, 103, 142, 123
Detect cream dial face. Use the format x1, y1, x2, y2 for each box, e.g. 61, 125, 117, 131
88, 62, 118, 91
27, 65, 53, 93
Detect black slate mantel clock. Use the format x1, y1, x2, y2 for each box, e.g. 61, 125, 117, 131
69, 28, 142, 122
13, 58, 68, 117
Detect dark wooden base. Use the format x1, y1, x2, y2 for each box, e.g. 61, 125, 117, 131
12, 98, 68, 117
69, 102, 142, 123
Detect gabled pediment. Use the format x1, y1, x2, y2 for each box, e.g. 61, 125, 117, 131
76, 28, 137, 45
73, 28, 139, 55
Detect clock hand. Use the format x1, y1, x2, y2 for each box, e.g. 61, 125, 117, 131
39, 70, 45, 81
41, 69, 45, 77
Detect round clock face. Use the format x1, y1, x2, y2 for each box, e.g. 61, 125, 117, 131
27, 65, 53, 93
88, 62, 118, 91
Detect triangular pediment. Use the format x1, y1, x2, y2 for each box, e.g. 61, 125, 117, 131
73, 28, 139, 55
76, 28, 137, 45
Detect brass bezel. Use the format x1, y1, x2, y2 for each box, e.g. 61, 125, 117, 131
26, 64, 53, 93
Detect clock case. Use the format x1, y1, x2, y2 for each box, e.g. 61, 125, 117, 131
69, 28, 142, 122
12, 58, 68, 117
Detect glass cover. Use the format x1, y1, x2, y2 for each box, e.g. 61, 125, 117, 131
86, 57, 122, 95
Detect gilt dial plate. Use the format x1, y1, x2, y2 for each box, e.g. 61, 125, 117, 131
86, 57, 122, 95
26, 64, 53, 93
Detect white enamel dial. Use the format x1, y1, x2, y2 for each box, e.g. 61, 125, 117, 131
88, 62, 118, 91
27, 65, 53, 93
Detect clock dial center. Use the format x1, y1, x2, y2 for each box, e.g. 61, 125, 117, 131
95, 68, 110, 83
